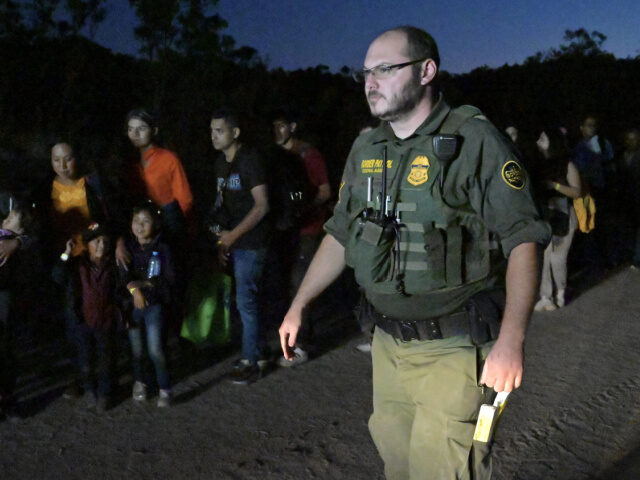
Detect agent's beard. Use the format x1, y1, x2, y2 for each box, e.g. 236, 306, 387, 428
368, 76, 424, 122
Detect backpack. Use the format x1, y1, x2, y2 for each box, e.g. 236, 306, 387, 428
573, 194, 596, 233
266, 146, 313, 231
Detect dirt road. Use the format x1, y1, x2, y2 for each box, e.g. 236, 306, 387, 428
2, 268, 640, 479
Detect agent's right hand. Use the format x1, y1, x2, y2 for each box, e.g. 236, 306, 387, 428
279, 305, 303, 360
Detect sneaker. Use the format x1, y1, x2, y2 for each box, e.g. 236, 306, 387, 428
534, 297, 557, 312
556, 289, 566, 308
132, 381, 147, 402
232, 358, 252, 371
277, 347, 309, 368
232, 354, 270, 372
356, 342, 372, 353
229, 360, 260, 385
62, 383, 83, 400
257, 346, 273, 370
257, 354, 272, 371
157, 389, 172, 408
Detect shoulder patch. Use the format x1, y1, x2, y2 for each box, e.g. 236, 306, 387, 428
501, 160, 525, 190
407, 155, 430, 186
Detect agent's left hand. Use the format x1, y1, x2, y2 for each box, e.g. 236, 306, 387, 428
480, 336, 524, 393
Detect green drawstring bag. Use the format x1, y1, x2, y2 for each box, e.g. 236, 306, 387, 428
181, 270, 232, 346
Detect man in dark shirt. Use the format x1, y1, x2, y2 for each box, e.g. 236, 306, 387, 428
210, 108, 270, 384
573, 115, 614, 194
272, 109, 331, 366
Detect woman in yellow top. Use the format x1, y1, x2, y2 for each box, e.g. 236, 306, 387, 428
50, 143, 92, 256
37, 142, 112, 264
36, 141, 116, 400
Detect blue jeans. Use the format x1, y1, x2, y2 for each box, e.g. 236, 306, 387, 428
128, 304, 171, 390
232, 248, 266, 364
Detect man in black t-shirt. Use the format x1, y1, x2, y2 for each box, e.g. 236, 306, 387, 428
210, 108, 270, 384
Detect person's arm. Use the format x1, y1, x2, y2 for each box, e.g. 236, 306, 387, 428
480, 241, 539, 392
116, 236, 132, 270
126, 280, 149, 310
52, 239, 75, 285
279, 234, 346, 359
303, 148, 331, 206
171, 157, 194, 217
551, 161, 582, 199
0, 238, 21, 267
314, 183, 331, 205
217, 184, 269, 250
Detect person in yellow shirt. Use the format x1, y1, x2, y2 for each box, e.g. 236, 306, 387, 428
49, 143, 92, 257
36, 142, 116, 399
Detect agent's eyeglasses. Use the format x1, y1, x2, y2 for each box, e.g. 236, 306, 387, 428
352, 58, 428, 83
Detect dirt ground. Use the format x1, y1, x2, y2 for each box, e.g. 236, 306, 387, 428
2, 267, 640, 479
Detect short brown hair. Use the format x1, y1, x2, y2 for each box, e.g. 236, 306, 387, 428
389, 26, 440, 69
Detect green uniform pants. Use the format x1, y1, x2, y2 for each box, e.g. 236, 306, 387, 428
369, 327, 492, 480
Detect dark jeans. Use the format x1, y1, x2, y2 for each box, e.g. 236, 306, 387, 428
75, 323, 115, 396
128, 304, 171, 390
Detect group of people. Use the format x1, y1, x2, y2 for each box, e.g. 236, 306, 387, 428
0, 105, 332, 415
2, 23, 638, 480
506, 114, 640, 314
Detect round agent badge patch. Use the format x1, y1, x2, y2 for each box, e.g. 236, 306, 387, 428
407, 155, 430, 186
501, 160, 525, 190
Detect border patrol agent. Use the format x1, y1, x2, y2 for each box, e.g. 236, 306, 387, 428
279, 26, 550, 479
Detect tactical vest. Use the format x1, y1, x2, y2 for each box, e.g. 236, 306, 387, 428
344, 106, 496, 297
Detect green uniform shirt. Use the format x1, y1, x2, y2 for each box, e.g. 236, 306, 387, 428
325, 96, 550, 320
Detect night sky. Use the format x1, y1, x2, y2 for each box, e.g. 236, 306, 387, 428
54, 0, 640, 73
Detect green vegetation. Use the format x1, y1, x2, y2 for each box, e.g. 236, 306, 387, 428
1, 3, 639, 201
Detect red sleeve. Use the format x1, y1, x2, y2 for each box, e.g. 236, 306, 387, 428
302, 148, 329, 187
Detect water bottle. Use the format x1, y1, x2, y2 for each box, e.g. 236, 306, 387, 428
147, 251, 161, 279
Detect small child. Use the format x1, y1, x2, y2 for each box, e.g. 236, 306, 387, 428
0, 203, 34, 275
120, 203, 175, 408
0, 201, 37, 420
55, 223, 120, 411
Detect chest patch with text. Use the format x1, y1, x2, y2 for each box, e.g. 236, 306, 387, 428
361, 159, 393, 174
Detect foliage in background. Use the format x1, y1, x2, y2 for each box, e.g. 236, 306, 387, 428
1, 4, 639, 203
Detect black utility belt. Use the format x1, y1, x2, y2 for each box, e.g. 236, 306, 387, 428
373, 308, 470, 342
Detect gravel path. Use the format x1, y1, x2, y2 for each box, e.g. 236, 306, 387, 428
2, 268, 640, 479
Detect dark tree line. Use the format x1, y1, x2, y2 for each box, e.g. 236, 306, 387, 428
1, 2, 639, 206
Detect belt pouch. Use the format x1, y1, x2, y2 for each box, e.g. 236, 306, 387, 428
466, 289, 505, 345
